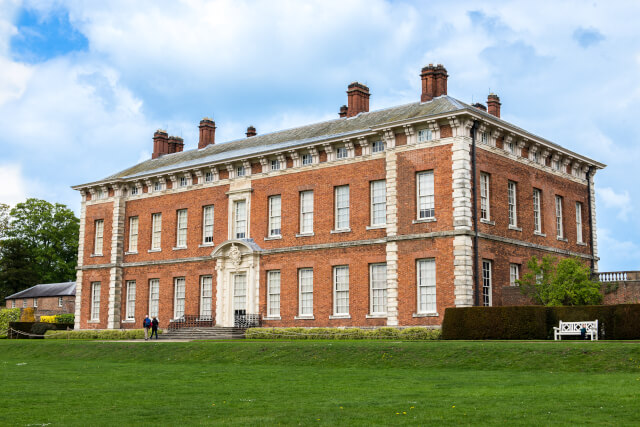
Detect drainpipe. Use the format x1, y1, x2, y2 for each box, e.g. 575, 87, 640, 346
470, 120, 480, 306
586, 166, 595, 271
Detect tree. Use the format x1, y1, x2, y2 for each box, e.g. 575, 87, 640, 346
2, 198, 79, 289
0, 238, 40, 300
0, 203, 9, 239
517, 255, 603, 306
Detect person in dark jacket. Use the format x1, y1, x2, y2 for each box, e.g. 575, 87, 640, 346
143, 315, 151, 340
151, 317, 159, 339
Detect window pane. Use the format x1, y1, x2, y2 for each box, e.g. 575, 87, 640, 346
235, 200, 247, 239
126, 281, 136, 319
335, 186, 349, 229
129, 216, 138, 252
300, 191, 314, 233
371, 180, 386, 226
203, 205, 214, 244
233, 274, 247, 311
174, 278, 185, 318
370, 264, 387, 314
268, 271, 281, 316
269, 196, 281, 236
176, 209, 187, 247
333, 266, 349, 315
200, 276, 212, 317
417, 259, 436, 313
152, 213, 162, 249
482, 261, 492, 306
417, 171, 435, 219
149, 279, 159, 317
299, 268, 313, 316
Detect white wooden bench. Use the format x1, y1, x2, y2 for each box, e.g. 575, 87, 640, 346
553, 320, 598, 340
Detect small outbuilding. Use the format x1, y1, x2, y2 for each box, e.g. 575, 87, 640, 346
5, 282, 76, 317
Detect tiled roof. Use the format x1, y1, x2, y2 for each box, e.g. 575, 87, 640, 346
106, 96, 466, 180
5, 282, 76, 300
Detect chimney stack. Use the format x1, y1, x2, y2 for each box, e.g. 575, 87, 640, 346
346, 82, 370, 118
152, 130, 169, 159
487, 94, 501, 118
420, 64, 448, 102
246, 126, 257, 137
339, 105, 348, 118
198, 118, 216, 149
472, 102, 487, 112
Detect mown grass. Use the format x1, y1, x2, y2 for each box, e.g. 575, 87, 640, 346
1, 340, 639, 426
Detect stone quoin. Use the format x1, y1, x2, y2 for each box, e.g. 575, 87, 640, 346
72, 64, 605, 330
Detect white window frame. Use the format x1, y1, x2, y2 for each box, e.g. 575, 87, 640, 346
90, 282, 101, 321
370, 180, 387, 226
126, 280, 136, 320
58, 297, 63, 307
233, 273, 247, 312
417, 259, 436, 314
130, 186, 139, 196
179, 176, 188, 187
508, 181, 518, 227
151, 213, 162, 250
33, 298, 37, 308
481, 131, 489, 144
576, 202, 583, 243
336, 146, 348, 159
334, 185, 350, 230
12, 300, 15, 308
267, 270, 281, 317
417, 171, 435, 219
268, 195, 282, 237
509, 264, 520, 287
205, 171, 213, 182
480, 173, 490, 220
236, 165, 246, 177
369, 263, 387, 315
298, 268, 313, 316
270, 159, 280, 171
149, 279, 159, 318
372, 140, 384, 153
234, 200, 247, 239
176, 209, 188, 248
200, 276, 213, 318
301, 153, 313, 165
173, 277, 186, 319
300, 190, 314, 234
128, 216, 138, 253
94, 219, 104, 255
202, 205, 214, 244
505, 141, 515, 154
417, 128, 432, 142
333, 266, 349, 315
153, 181, 162, 192
533, 189, 542, 233
555, 196, 564, 238
482, 260, 492, 307
23, 299, 27, 308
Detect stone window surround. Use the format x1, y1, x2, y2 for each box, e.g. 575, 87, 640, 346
78, 112, 598, 202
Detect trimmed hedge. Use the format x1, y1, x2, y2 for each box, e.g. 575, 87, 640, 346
442, 304, 640, 340
8, 322, 74, 339
44, 329, 163, 340
442, 306, 548, 340
246, 327, 441, 340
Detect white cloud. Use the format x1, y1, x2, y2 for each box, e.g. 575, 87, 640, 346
597, 187, 632, 221
0, 163, 30, 207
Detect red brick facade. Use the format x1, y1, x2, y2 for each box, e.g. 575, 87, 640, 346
73, 66, 604, 330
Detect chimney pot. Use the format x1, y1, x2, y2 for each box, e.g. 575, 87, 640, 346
487, 93, 501, 118
246, 126, 257, 137
152, 130, 169, 159
339, 105, 348, 118
198, 118, 216, 149
346, 82, 370, 118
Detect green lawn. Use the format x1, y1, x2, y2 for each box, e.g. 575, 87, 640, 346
1, 340, 639, 426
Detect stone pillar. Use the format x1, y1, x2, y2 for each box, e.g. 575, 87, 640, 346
385, 150, 399, 325
589, 170, 599, 271
74, 191, 87, 330
107, 186, 126, 329
451, 136, 474, 307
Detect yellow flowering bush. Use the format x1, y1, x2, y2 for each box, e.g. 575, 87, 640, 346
40, 315, 57, 323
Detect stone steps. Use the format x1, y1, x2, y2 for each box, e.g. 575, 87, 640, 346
159, 326, 246, 340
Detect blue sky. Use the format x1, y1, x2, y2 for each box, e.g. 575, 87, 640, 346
0, 0, 638, 271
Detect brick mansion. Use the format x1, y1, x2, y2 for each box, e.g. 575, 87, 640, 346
72, 65, 605, 330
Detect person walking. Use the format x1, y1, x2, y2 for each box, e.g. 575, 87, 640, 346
151, 317, 159, 340
143, 315, 151, 341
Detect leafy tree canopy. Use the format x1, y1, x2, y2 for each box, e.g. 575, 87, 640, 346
0, 199, 79, 299
517, 255, 603, 306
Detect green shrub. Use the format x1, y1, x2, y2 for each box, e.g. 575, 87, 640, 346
55, 313, 75, 324
610, 304, 640, 339
0, 308, 21, 336
245, 327, 440, 340
44, 328, 163, 340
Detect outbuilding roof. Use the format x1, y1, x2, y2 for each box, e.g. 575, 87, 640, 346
5, 282, 76, 300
